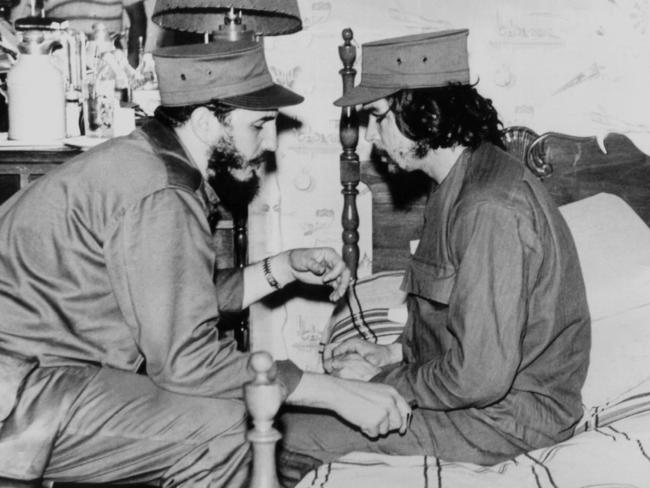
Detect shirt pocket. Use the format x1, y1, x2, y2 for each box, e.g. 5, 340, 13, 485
402, 257, 456, 305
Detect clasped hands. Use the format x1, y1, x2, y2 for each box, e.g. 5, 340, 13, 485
323, 339, 403, 381
317, 339, 409, 438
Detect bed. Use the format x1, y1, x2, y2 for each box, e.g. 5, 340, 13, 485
267, 28, 650, 488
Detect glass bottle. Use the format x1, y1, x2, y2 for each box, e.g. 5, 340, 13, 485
85, 23, 134, 138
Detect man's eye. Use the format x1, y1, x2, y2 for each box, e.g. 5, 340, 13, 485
374, 110, 390, 124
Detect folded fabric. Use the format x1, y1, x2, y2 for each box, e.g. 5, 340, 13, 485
323, 271, 407, 346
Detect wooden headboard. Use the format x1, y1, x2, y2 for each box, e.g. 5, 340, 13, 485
337, 29, 650, 276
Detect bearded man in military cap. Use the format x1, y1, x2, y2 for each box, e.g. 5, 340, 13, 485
0, 40, 412, 487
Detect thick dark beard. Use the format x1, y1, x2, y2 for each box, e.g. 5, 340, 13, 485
207, 139, 264, 211
370, 145, 403, 175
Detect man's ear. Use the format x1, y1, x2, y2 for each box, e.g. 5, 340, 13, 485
189, 106, 224, 145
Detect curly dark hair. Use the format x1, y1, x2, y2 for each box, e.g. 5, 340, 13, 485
387, 83, 505, 155
154, 100, 236, 128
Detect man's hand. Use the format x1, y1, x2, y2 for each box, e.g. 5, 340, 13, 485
335, 378, 410, 438
287, 372, 411, 439
243, 248, 350, 308
276, 248, 351, 302
324, 351, 381, 381
323, 339, 403, 373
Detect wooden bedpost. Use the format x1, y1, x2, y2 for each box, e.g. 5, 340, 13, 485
233, 207, 249, 351
245, 351, 283, 488
338, 28, 360, 279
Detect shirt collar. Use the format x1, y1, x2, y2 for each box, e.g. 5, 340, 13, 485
427, 145, 471, 208
140, 117, 221, 209
200, 179, 221, 207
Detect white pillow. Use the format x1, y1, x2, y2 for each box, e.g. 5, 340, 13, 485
559, 193, 650, 408
581, 303, 650, 409
559, 193, 650, 321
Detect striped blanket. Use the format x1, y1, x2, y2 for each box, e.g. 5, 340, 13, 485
323, 271, 407, 346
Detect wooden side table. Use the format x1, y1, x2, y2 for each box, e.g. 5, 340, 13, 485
0, 146, 82, 204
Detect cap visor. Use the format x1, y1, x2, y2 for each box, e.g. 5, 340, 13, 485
333, 85, 400, 107
220, 84, 304, 110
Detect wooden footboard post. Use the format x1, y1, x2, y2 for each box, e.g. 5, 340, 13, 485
339, 28, 360, 279
244, 351, 283, 488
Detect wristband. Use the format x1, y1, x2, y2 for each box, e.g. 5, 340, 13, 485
263, 257, 281, 290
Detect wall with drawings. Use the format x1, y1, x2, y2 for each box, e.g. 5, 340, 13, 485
247, 0, 650, 369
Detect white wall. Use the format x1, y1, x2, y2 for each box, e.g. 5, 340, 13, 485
244, 0, 650, 368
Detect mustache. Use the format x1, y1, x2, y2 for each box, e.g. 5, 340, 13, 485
246, 153, 268, 171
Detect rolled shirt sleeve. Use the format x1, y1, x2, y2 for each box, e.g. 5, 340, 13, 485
374, 203, 542, 410
104, 188, 301, 398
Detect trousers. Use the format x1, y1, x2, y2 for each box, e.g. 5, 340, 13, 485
0, 365, 250, 487
278, 403, 546, 487
278, 408, 435, 486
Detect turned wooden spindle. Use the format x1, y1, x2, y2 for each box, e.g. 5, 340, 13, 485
244, 351, 283, 488
233, 207, 249, 351
339, 27, 360, 279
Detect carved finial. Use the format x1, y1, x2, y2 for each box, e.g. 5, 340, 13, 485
245, 351, 282, 433
250, 350, 274, 385
245, 351, 283, 488
339, 27, 357, 71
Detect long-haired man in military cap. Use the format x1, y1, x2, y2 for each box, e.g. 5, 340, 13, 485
281, 29, 590, 484
0, 40, 411, 487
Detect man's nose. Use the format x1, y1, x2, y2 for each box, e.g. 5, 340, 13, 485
262, 124, 278, 152
365, 118, 380, 144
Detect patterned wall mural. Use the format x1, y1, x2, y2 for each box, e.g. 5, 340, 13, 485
245, 0, 650, 369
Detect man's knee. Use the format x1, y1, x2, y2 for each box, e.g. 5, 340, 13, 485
279, 409, 369, 487
163, 399, 250, 487
280, 409, 347, 454
207, 401, 248, 458
195, 400, 250, 488
202, 399, 248, 440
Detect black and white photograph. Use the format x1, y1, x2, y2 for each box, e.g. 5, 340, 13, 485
0, 1, 649, 487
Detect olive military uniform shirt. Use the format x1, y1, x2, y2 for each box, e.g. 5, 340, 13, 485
374, 143, 591, 464
0, 119, 301, 404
